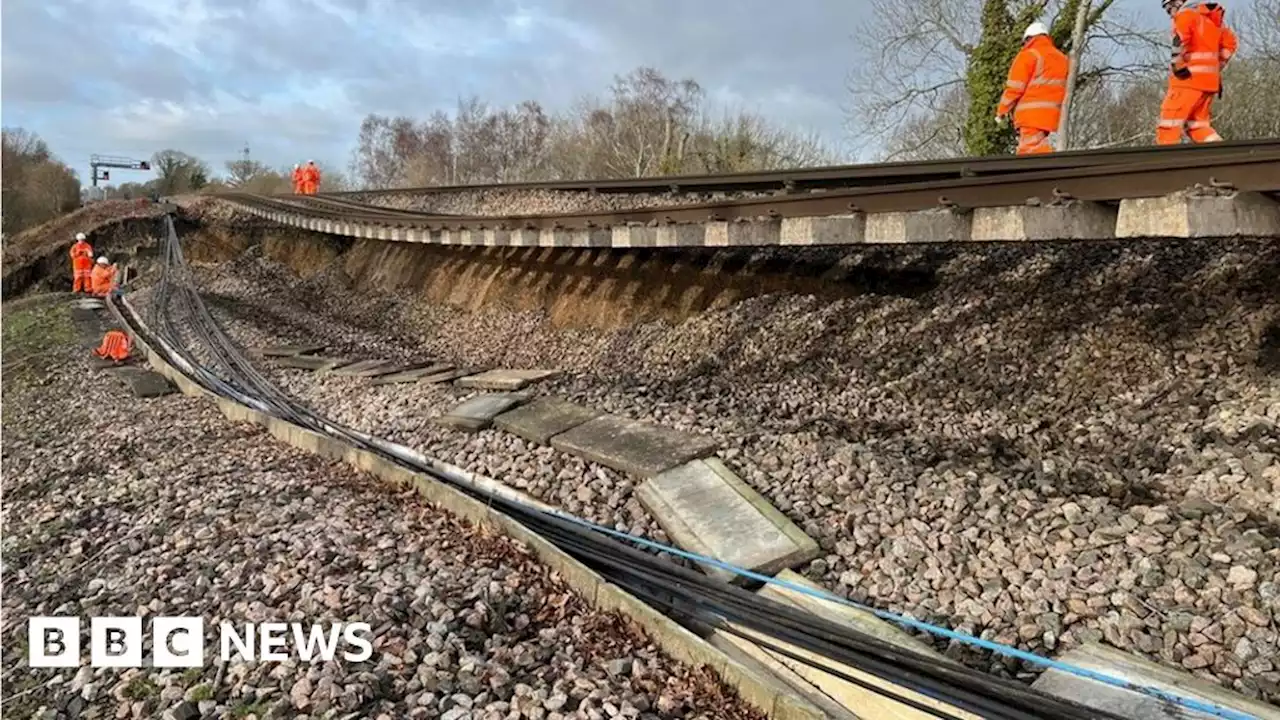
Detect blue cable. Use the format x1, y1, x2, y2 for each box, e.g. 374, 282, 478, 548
546, 510, 1260, 720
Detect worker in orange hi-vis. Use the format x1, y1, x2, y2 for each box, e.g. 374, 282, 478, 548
291, 164, 304, 194
69, 232, 94, 293
301, 160, 320, 194
1156, 0, 1237, 144
995, 22, 1069, 155
89, 256, 119, 297
92, 329, 132, 363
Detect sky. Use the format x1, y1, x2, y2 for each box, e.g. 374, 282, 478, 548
1, 0, 1196, 186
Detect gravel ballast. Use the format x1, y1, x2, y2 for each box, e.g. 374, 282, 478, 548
125, 235, 1280, 704
1, 301, 761, 720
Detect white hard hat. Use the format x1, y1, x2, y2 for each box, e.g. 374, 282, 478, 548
1024, 22, 1050, 39
75, 232, 87, 241
96, 256, 109, 265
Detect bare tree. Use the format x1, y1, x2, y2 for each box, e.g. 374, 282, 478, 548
151, 150, 210, 194
349, 66, 837, 186
225, 156, 272, 188
1, 127, 81, 234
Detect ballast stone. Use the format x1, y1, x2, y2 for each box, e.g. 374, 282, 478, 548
551, 415, 717, 478
259, 344, 325, 358
637, 458, 819, 584
493, 397, 602, 445
971, 202, 1118, 241
865, 208, 972, 244
1116, 191, 1280, 238
1032, 642, 1280, 720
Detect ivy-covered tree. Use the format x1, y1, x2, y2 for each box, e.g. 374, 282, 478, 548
849, 0, 1131, 159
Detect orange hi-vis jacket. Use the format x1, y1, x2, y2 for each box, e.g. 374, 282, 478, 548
292, 167, 304, 193
93, 330, 132, 362
70, 240, 94, 270
90, 264, 118, 296
997, 35, 1070, 133
1169, 3, 1236, 93
301, 164, 320, 194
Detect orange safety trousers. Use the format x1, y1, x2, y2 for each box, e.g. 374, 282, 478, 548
1017, 128, 1054, 155
72, 266, 92, 292
93, 330, 132, 362
1157, 87, 1221, 144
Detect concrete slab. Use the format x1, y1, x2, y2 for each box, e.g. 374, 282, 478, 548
259, 343, 326, 357
330, 359, 396, 377
551, 415, 717, 478
1116, 191, 1280, 238
493, 397, 603, 444
637, 458, 819, 583
705, 219, 782, 246
273, 355, 353, 372
612, 224, 657, 247
369, 363, 456, 385
780, 215, 866, 245
110, 367, 175, 398
971, 202, 1117, 242
456, 368, 560, 391
656, 224, 705, 247
71, 298, 106, 310
417, 368, 477, 385
435, 392, 532, 432
1032, 642, 1280, 720
865, 208, 971, 244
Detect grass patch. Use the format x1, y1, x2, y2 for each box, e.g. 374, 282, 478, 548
1, 299, 77, 387
188, 683, 213, 702
180, 668, 204, 685
122, 675, 159, 700
230, 700, 271, 718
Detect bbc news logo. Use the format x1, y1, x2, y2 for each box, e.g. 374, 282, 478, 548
29, 617, 373, 668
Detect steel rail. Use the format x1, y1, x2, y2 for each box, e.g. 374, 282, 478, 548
120, 215, 1137, 720
326, 139, 1280, 198
222, 150, 1280, 232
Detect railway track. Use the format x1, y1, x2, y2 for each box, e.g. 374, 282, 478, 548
215, 143, 1280, 248
329, 139, 1280, 198
114, 213, 1269, 720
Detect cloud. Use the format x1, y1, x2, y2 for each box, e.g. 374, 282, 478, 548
2, 0, 882, 182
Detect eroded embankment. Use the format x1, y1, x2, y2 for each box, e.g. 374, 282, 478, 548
1, 201, 167, 300
186, 220, 935, 329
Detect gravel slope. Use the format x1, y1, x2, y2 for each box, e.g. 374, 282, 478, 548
127, 236, 1280, 704
0, 300, 760, 720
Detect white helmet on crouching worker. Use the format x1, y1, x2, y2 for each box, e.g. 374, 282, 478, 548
96, 256, 109, 266
75, 232, 86, 241
1024, 22, 1050, 40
